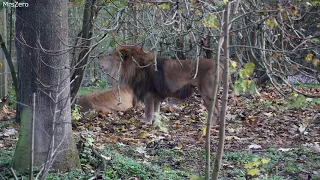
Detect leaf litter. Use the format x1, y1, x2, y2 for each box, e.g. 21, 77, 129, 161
0, 85, 319, 178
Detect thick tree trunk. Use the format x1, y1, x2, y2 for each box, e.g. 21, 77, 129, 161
13, 0, 80, 171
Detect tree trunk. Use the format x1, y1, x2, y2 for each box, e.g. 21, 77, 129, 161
13, 0, 80, 171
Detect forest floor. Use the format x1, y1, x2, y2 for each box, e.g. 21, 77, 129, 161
0, 85, 320, 180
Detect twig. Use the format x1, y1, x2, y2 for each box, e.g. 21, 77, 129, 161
10, 167, 18, 180
30, 93, 36, 180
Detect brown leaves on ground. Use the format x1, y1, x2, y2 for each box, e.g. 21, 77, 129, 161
71, 85, 320, 153
0, 85, 319, 153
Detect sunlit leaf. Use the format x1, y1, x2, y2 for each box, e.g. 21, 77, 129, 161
223, 0, 228, 4
231, 60, 237, 68
244, 162, 255, 169
261, 158, 270, 164
229, 65, 235, 73
306, 2, 312, 6
312, 58, 319, 67
201, 126, 206, 137
159, 3, 170, 9
244, 62, 255, 75
266, 17, 278, 28
233, 81, 242, 96
247, 168, 260, 176
252, 158, 261, 166
241, 80, 249, 92
203, 13, 219, 29
239, 69, 247, 79
248, 81, 259, 95
190, 175, 205, 180
305, 53, 313, 62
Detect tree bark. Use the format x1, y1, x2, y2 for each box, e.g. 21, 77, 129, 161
13, 0, 80, 171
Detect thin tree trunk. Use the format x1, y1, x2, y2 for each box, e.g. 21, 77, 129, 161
0, 34, 18, 96
204, 25, 224, 180
13, 0, 80, 171
70, 0, 96, 105
212, 2, 231, 179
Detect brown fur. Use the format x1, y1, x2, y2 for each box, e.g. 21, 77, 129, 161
77, 85, 139, 113
99, 45, 225, 124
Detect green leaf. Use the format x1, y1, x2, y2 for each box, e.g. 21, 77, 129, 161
239, 69, 247, 79
247, 168, 260, 176
229, 65, 235, 73
244, 62, 255, 75
241, 80, 249, 92
244, 162, 255, 169
261, 158, 270, 164
159, 3, 170, 9
266, 17, 279, 28
203, 13, 219, 29
248, 81, 259, 95
190, 175, 205, 180
233, 81, 242, 95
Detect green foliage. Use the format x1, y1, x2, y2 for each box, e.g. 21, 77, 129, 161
243, 157, 270, 177
159, 3, 170, 10
202, 13, 219, 29
286, 92, 318, 108
153, 113, 169, 133
80, 78, 110, 95
72, 104, 82, 120
189, 175, 205, 180
5, 85, 17, 109
102, 148, 189, 180
266, 17, 279, 28
232, 62, 260, 96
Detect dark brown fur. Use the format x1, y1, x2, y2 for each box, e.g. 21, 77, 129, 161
99, 45, 224, 124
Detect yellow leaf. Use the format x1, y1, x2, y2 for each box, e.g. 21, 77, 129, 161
266, 17, 278, 28
175, 144, 183, 150
159, 3, 170, 9
244, 62, 255, 75
252, 157, 259, 162
0, 62, 2, 67
201, 126, 206, 137
202, 13, 219, 29
231, 61, 237, 68
312, 58, 319, 67
305, 53, 313, 61
226, 136, 233, 141
244, 162, 255, 169
247, 168, 260, 176
252, 160, 261, 167
261, 158, 270, 164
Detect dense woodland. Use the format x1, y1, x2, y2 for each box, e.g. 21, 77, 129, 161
0, 0, 319, 179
